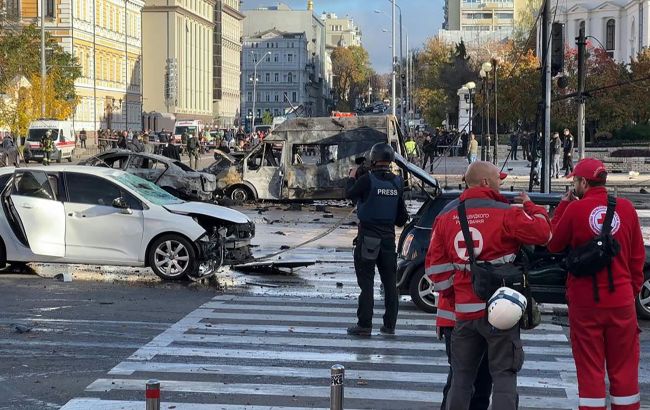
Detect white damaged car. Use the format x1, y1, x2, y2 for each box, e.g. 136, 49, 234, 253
0, 166, 254, 280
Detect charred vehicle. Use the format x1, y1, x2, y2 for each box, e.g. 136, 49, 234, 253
394, 158, 650, 320
0, 166, 254, 281
205, 115, 407, 201
79, 150, 217, 202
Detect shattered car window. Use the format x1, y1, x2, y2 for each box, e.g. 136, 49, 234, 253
292, 144, 338, 165
113, 173, 184, 205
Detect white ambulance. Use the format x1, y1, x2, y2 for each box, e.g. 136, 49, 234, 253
26, 119, 76, 163
173, 120, 204, 144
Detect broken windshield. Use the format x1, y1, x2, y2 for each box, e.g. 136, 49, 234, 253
113, 173, 184, 205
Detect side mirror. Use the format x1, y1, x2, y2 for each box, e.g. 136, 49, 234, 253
112, 197, 132, 214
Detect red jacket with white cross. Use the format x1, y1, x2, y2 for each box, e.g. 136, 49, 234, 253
547, 186, 645, 308
425, 187, 552, 321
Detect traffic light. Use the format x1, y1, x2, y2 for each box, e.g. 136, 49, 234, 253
551, 23, 564, 77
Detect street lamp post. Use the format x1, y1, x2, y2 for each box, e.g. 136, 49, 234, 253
374, 2, 403, 121
462, 81, 476, 134
480, 61, 493, 162
250, 51, 271, 132
492, 58, 499, 166
391, 0, 396, 117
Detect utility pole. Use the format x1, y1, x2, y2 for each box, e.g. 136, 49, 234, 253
493, 59, 498, 166
576, 26, 587, 160
40, 0, 46, 118
539, 0, 552, 193
391, 0, 396, 117
406, 34, 409, 135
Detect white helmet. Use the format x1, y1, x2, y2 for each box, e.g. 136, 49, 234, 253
487, 287, 527, 330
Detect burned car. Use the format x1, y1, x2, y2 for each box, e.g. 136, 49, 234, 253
204, 115, 408, 201
79, 150, 217, 202
0, 166, 253, 281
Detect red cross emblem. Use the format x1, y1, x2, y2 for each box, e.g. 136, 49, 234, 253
454, 228, 484, 260
589, 206, 621, 235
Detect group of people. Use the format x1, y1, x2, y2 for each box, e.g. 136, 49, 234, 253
509, 128, 577, 177
345, 143, 644, 410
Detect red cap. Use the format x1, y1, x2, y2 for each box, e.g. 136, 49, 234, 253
566, 158, 608, 181
499, 172, 508, 180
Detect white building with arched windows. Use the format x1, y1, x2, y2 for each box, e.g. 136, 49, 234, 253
553, 0, 650, 62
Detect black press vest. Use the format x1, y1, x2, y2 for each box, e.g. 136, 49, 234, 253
357, 172, 402, 225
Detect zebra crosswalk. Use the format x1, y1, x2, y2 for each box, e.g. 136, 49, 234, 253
61, 294, 580, 409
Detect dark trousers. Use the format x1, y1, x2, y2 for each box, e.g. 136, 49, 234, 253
422, 152, 435, 172
353, 236, 398, 329
447, 316, 523, 410
509, 145, 518, 160
80, 139, 87, 148
564, 153, 574, 175
440, 327, 492, 410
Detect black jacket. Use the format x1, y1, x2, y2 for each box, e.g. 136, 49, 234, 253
162, 143, 181, 161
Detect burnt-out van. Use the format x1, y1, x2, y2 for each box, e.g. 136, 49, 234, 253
205, 115, 407, 201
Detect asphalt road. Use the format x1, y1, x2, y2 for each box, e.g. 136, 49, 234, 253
1, 203, 649, 409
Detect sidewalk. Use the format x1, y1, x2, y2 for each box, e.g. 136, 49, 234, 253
426, 156, 650, 191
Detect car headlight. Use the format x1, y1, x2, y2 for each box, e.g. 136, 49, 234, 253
401, 233, 414, 259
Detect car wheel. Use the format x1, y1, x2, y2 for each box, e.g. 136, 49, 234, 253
636, 276, 650, 320
148, 235, 197, 281
56, 151, 62, 163
409, 267, 437, 313
67, 151, 73, 162
229, 186, 251, 202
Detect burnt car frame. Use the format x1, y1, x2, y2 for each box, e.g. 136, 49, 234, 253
79, 150, 217, 202
206, 115, 408, 201
394, 156, 650, 320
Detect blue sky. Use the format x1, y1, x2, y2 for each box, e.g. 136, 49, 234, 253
240, 0, 445, 73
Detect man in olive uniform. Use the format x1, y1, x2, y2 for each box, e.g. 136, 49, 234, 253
186, 131, 200, 170
41, 130, 54, 165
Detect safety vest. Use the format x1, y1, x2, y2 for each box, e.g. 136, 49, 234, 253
41, 137, 53, 152
357, 172, 402, 225
405, 140, 417, 155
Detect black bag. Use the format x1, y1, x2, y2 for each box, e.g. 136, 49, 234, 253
458, 201, 526, 301
565, 195, 620, 302
519, 254, 541, 330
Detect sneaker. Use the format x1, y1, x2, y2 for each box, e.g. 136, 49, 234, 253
380, 326, 395, 335
347, 325, 372, 336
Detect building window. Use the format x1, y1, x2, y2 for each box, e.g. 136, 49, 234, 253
288, 73, 293, 83
265, 73, 270, 82
292, 91, 297, 103
46, 0, 55, 17
274, 54, 278, 62
288, 54, 293, 62
266, 93, 270, 102
606, 19, 616, 51
274, 94, 279, 102
274, 73, 279, 82
266, 54, 271, 62
247, 92, 252, 102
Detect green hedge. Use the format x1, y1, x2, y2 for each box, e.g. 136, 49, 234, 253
613, 124, 650, 141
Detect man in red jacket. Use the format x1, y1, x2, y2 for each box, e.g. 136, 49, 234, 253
547, 158, 645, 410
426, 161, 552, 410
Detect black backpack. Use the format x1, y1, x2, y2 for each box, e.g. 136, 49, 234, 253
564, 195, 621, 302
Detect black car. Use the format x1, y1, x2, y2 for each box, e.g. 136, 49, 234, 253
394, 155, 650, 320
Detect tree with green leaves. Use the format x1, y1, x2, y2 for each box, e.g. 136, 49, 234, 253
331, 45, 372, 111
0, 25, 81, 106
262, 111, 273, 125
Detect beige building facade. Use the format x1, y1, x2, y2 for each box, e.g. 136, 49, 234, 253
321, 12, 362, 52
7, 0, 145, 134
142, 0, 215, 123
213, 0, 244, 127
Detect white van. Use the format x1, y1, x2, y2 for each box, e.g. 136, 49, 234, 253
173, 120, 204, 144
26, 119, 76, 163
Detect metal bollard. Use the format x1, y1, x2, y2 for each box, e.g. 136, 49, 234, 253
330, 364, 344, 410
146, 379, 160, 410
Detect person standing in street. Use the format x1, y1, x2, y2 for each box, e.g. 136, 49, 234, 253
421, 134, 436, 173
509, 133, 519, 160
467, 133, 478, 164
426, 161, 552, 410
79, 128, 87, 148
41, 130, 54, 166
563, 128, 575, 176
547, 158, 644, 410
551, 132, 562, 178
186, 132, 200, 169
521, 133, 529, 161
346, 143, 409, 336
405, 136, 418, 163
162, 139, 181, 161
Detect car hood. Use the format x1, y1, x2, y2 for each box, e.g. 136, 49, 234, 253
164, 202, 250, 224
394, 153, 439, 189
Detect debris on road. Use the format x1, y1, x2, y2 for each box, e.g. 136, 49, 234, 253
12, 324, 32, 334
336, 282, 344, 288
245, 281, 280, 288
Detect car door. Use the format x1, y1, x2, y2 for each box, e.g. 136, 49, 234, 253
243, 141, 284, 200
126, 154, 168, 183
63, 172, 145, 263
9, 170, 65, 257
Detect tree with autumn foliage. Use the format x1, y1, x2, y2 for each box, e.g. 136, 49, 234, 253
331, 45, 372, 111
412, 37, 453, 127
